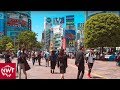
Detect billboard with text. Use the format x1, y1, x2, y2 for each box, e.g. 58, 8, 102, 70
53, 17, 64, 25
7, 13, 28, 27
64, 30, 76, 40
66, 15, 74, 26
0, 12, 4, 35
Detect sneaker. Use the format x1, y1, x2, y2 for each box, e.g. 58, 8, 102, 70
88, 74, 92, 78
61, 77, 64, 79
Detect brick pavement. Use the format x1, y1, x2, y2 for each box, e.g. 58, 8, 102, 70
69, 59, 120, 79
0, 58, 120, 79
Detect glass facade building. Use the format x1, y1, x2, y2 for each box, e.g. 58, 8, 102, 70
0, 11, 31, 40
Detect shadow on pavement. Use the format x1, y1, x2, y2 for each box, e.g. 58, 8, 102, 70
53, 72, 60, 74
92, 76, 104, 79
35, 64, 47, 67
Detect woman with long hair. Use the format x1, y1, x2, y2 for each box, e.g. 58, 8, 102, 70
18, 48, 30, 79
57, 49, 68, 79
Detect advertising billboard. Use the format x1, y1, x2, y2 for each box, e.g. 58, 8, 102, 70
7, 13, 20, 27
45, 17, 52, 29
53, 17, 64, 25
66, 39, 75, 47
64, 30, 76, 40
62, 38, 66, 50
0, 20, 4, 33
66, 15, 74, 26
77, 23, 84, 30
0, 12, 4, 35
66, 15, 75, 30
9, 13, 19, 19
68, 40, 75, 47
28, 19, 31, 30
0, 12, 4, 19
7, 13, 28, 27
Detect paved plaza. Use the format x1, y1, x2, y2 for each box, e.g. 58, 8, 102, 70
0, 58, 120, 79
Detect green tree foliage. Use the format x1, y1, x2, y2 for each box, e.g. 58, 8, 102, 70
6, 42, 14, 50
17, 31, 37, 50
0, 36, 13, 50
36, 41, 44, 50
0, 40, 4, 51
84, 13, 120, 48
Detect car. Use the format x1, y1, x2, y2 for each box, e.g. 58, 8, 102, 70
105, 54, 117, 61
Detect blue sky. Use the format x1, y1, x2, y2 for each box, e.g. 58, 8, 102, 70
31, 11, 85, 41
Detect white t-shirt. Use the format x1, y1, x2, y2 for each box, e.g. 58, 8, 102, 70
86, 53, 95, 63
35, 52, 38, 57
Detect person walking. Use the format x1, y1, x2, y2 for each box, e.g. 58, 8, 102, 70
4, 49, 12, 63
55, 50, 59, 67
57, 49, 68, 79
49, 50, 57, 74
75, 46, 85, 79
35, 51, 38, 62
86, 48, 95, 78
37, 51, 42, 66
44, 51, 50, 67
17, 48, 22, 74
31, 51, 36, 66
18, 48, 30, 79
116, 52, 120, 66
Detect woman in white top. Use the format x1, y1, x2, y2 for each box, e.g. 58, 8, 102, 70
86, 48, 95, 78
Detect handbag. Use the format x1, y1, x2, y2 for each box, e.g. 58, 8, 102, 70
24, 60, 31, 71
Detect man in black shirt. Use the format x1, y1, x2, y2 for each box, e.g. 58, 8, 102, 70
75, 46, 85, 79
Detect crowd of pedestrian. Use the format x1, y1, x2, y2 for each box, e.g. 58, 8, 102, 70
1, 45, 120, 79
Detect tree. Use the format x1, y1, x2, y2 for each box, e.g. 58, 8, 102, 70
17, 31, 37, 50
0, 40, 4, 52
1, 36, 13, 51
35, 41, 44, 50
6, 42, 14, 50
84, 13, 120, 49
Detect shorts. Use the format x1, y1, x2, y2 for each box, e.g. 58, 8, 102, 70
88, 63, 93, 69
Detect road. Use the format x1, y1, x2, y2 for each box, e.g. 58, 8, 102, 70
0, 58, 120, 79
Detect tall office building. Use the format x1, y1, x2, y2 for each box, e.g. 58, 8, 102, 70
44, 17, 52, 51
52, 25, 63, 51
0, 11, 31, 40
77, 23, 84, 48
